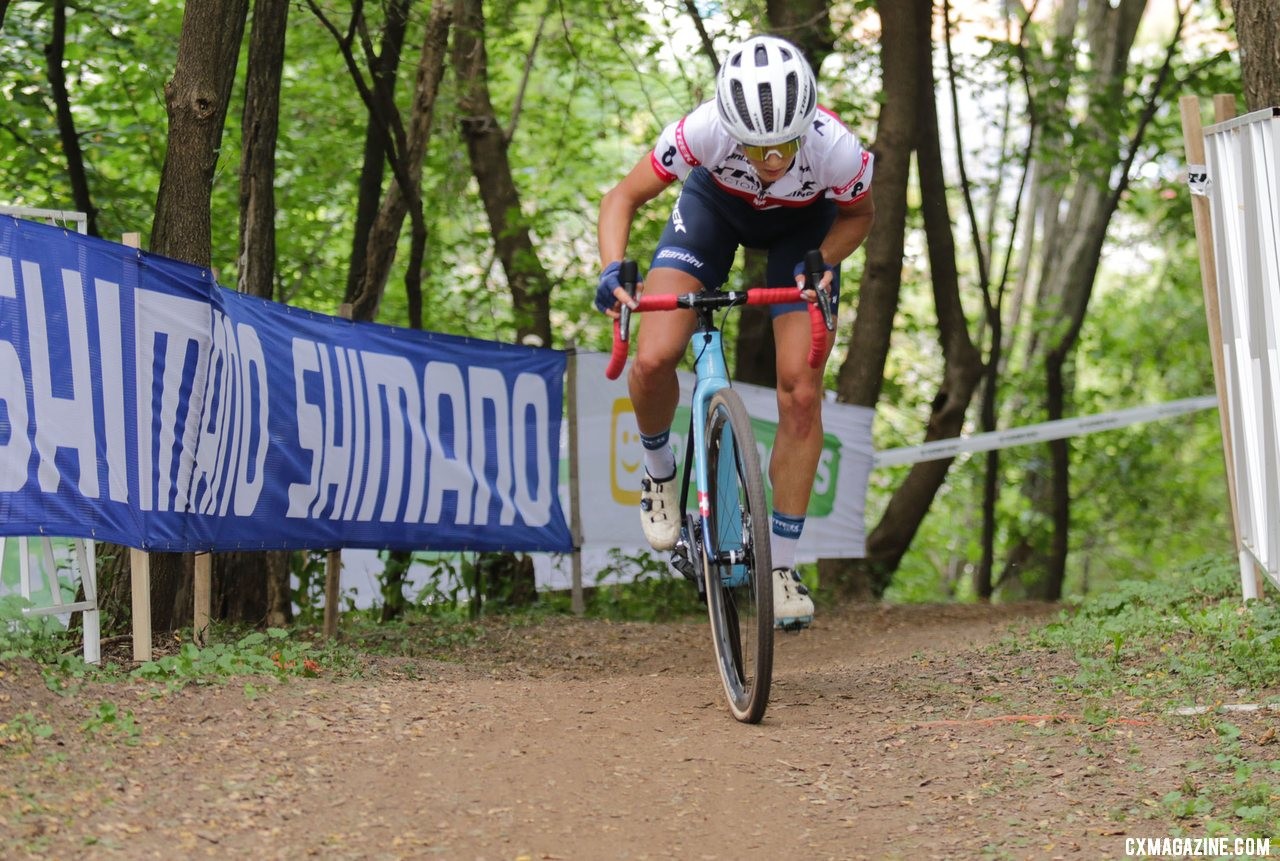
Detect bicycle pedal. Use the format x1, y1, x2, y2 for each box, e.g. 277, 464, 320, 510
669, 540, 697, 583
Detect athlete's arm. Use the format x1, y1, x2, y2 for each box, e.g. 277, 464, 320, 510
820, 193, 875, 268
598, 155, 673, 268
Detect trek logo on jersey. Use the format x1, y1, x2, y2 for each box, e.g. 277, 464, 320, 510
672, 201, 687, 234
674, 118, 700, 168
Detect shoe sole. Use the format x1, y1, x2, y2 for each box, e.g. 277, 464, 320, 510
774, 616, 813, 631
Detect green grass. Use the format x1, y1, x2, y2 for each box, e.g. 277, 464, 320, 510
1026, 556, 1280, 706
1006, 554, 1280, 839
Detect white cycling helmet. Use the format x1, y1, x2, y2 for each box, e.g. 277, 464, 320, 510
715, 35, 818, 147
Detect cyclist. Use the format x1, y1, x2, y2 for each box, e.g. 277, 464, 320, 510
595, 34, 875, 630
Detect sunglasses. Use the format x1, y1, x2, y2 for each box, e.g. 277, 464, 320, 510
741, 137, 802, 162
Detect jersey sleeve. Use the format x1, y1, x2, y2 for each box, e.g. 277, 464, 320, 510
648, 101, 724, 183
826, 134, 875, 207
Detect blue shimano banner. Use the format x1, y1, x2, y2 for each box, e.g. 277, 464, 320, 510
0, 216, 572, 552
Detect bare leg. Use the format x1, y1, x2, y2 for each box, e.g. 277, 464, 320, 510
627, 268, 701, 436
768, 309, 835, 517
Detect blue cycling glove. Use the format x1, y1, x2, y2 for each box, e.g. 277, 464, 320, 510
595, 261, 623, 313
793, 259, 836, 289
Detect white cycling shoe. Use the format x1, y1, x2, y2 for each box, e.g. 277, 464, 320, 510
773, 567, 814, 631
640, 471, 680, 551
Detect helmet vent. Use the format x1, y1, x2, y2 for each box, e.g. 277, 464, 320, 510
784, 73, 798, 125
714, 35, 818, 147
758, 84, 774, 133
730, 80, 755, 132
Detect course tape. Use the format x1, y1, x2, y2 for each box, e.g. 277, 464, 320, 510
874, 396, 1218, 468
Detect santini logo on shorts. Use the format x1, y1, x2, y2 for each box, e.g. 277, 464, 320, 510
657, 248, 705, 268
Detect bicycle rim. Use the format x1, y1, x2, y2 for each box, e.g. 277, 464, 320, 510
702, 389, 774, 723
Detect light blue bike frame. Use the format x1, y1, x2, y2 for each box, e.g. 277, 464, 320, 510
687, 329, 749, 588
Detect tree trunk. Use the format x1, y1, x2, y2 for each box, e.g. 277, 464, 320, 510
237, 0, 288, 302
818, 0, 924, 600
221, 0, 293, 627
141, 0, 249, 633
452, 0, 552, 347
151, 0, 249, 268
352, 0, 452, 326
343, 0, 413, 306
1000, 0, 1177, 600
45, 0, 97, 236
846, 0, 985, 598
732, 251, 775, 386
1235, 0, 1280, 112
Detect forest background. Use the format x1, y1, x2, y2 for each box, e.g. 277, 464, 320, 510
0, 0, 1275, 632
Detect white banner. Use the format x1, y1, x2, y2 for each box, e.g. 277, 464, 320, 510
569, 351, 874, 563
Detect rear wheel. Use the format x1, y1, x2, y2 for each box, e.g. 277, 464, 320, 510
702, 389, 773, 723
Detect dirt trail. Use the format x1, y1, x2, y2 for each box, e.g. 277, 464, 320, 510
0, 603, 1248, 860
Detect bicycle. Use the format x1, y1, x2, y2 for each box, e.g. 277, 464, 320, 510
605, 251, 834, 723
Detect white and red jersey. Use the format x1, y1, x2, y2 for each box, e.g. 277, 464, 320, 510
648, 99, 874, 211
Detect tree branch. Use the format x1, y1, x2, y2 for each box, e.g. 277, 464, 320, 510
506, 0, 553, 142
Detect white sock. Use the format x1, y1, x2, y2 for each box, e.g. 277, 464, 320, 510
770, 512, 805, 570
640, 429, 676, 480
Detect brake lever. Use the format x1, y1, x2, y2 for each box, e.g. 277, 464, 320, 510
619, 259, 638, 340
804, 249, 835, 333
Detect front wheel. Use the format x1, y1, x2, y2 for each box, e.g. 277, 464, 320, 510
702, 389, 774, 723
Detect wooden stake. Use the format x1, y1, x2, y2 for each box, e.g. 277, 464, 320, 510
1179, 93, 1260, 597
129, 548, 151, 662
120, 231, 154, 662
323, 549, 342, 639
193, 553, 212, 646
565, 343, 585, 615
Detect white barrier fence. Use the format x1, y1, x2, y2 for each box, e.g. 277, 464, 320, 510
1199, 106, 1280, 598
0, 205, 100, 661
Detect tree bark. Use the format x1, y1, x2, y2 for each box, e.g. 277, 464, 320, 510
452, 0, 552, 347
151, 0, 249, 267
343, 0, 413, 306
140, 0, 249, 632
45, 0, 97, 236
353, 0, 452, 327
222, 0, 293, 627
817, 0, 924, 600
1001, 0, 1182, 600
1235, 0, 1280, 112
238, 0, 288, 302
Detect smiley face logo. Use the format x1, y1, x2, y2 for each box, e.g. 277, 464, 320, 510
610, 398, 642, 504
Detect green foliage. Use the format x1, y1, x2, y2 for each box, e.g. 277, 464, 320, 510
999, 555, 1280, 835
584, 549, 702, 621
1026, 555, 1280, 704
0, 595, 96, 686
0, 0, 1251, 612
291, 550, 348, 627
0, 1, 178, 236
0, 711, 55, 751
80, 701, 140, 742
132, 628, 335, 688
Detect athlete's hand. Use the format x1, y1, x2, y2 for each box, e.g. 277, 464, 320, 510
595, 261, 640, 318
793, 259, 835, 302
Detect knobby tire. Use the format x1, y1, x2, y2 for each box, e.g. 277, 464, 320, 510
702, 389, 774, 723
